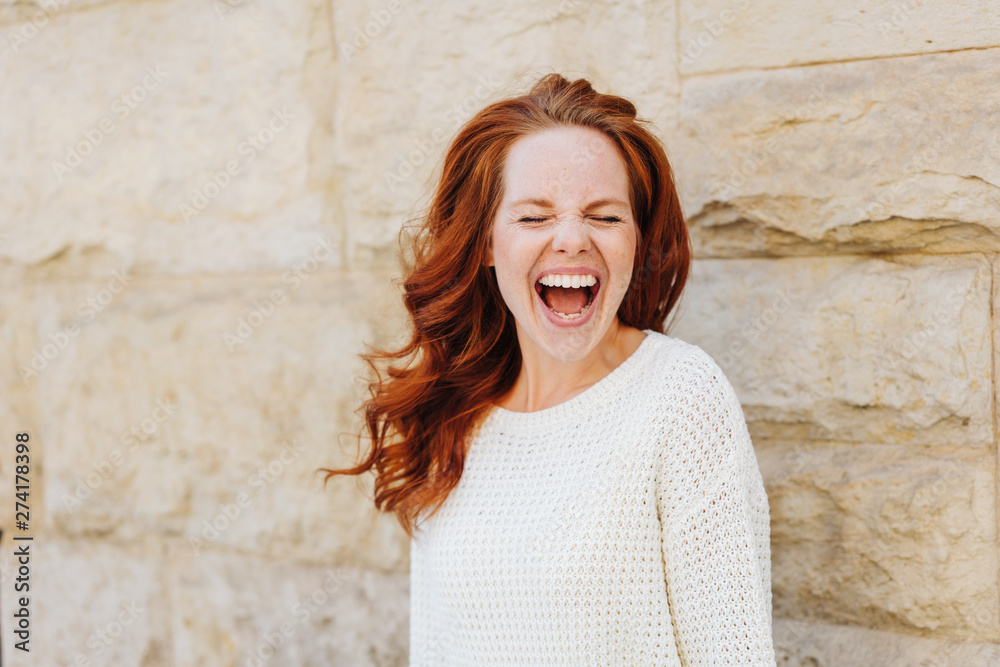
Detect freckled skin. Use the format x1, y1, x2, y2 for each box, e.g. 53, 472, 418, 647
486, 125, 645, 412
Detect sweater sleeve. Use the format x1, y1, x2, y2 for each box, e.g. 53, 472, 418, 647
656, 352, 776, 666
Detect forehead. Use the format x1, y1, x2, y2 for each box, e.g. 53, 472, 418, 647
501, 126, 630, 204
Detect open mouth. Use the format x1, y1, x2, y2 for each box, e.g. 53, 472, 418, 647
534, 277, 600, 321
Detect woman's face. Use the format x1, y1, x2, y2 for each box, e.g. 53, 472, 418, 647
487, 125, 638, 362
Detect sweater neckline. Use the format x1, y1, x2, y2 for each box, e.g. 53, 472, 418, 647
484, 329, 661, 430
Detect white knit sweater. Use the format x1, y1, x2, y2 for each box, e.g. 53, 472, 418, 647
408, 329, 776, 666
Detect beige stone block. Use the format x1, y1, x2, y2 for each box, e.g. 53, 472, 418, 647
166, 546, 408, 667
678, 0, 1000, 74
0, 0, 341, 279
774, 618, 1000, 667
760, 442, 998, 640
674, 49, 1000, 257
1, 538, 171, 667
33, 268, 409, 570
668, 254, 992, 447
332, 0, 679, 267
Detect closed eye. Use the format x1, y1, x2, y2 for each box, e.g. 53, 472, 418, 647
516, 215, 623, 223
518, 215, 622, 225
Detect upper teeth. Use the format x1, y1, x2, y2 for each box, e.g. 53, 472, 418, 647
538, 274, 597, 288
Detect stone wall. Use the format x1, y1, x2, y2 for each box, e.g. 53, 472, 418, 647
0, 0, 997, 665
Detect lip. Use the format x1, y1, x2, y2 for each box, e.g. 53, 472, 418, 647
533, 267, 602, 329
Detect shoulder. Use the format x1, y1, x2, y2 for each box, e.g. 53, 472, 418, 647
639, 331, 740, 406
640, 331, 750, 456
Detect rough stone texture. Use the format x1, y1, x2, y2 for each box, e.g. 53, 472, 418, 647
774, 618, 1000, 667
166, 545, 408, 667
679, 0, 1000, 74
4, 538, 171, 667
674, 48, 1000, 257
0, 0, 340, 280
33, 268, 409, 570
759, 442, 998, 640
669, 254, 992, 447
0, 537, 409, 667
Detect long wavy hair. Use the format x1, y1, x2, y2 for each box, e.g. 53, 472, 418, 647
320, 73, 691, 539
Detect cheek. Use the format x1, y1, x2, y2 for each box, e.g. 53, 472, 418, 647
606, 230, 638, 289
493, 231, 531, 277
490, 236, 525, 300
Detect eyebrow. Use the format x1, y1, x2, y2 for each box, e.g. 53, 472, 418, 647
508, 197, 629, 210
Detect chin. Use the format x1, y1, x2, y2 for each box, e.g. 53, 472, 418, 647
527, 315, 610, 361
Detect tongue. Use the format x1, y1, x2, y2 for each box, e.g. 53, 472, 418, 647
542, 286, 589, 315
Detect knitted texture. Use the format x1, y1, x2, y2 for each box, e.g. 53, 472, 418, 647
408, 330, 776, 666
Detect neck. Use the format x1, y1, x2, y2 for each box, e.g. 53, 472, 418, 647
500, 319, 644, 413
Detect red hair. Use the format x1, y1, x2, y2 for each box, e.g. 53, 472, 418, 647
319, 73, 691, 538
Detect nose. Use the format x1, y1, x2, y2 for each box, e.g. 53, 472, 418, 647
550, 214, 592, 255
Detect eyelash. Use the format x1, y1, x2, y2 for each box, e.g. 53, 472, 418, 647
518, 216, 623, 224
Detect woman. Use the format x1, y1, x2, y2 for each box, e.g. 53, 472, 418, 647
322, 73, 776, 666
